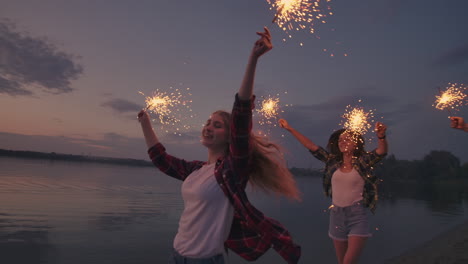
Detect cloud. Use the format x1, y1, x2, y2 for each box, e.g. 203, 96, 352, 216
101, 98, 141, 113
0, 19, 83, 96
0, 130, 207, 162
163, 130, 200, 144
433, 43, 468, 67
0, 76, 32, 96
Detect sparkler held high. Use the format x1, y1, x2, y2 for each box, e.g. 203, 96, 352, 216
340, 103, 375, 137
138, 87, 194, 134
268, 0, 333, 40
433, 83, 467, 117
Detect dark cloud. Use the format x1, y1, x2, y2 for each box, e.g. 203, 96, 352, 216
0, 76, 32, 96
101, 98, 141, 113
0, 19, 83, 96
433, 43, 468, 67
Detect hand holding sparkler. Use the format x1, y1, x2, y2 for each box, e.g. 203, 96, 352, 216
137, 109, 160, 148
374, 121, 388, 155
278, 118, 291, 130
450, 116, 468, 132
252, 27, 273, 59
375, 122, 387, 139
137, 109, 149, 122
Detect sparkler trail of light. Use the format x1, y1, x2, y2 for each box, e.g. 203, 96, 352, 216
267, 0, 333, 42
138, 87, 194, 135
433, 83, 467, 116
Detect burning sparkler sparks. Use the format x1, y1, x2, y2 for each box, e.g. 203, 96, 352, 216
138, 87, 194, 134
267, 0, 333, 41
255, 93, 290, 136
340, 103, 375, 137
433, 83, 467, 115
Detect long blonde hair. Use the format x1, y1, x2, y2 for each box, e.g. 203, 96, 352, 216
213, 110, 301, 201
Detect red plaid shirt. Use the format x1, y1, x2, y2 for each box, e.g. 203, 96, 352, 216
148, 94, 301, 264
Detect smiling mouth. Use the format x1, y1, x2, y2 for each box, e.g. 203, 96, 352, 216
203, 134, 213, 139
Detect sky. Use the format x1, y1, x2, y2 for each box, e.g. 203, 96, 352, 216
1, 0, 467, 169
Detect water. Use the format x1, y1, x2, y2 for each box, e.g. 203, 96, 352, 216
0, 157, 467, 264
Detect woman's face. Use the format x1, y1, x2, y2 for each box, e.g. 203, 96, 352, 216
338, 131, 356, 153
201, 113, 229, 150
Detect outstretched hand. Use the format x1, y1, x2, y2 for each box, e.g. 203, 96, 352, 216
137, 109, 150, 123
375, 122, 387, 138
279, 119, 291, 130
450, 116, 465, 130
252, 27, 273, 58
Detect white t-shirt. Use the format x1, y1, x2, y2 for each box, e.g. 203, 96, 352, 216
173, 163, 234, 258
331, 168, 364, 207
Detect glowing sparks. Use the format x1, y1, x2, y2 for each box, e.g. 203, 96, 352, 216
259, 97, 281, 123
340, 104, 375, 136
139, 87, 194, 134
255, 93, 290, 136
433, 83, 467, 114
267, 0, 333, 40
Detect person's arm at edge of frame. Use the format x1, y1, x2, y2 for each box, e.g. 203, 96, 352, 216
450, 116, 468, 132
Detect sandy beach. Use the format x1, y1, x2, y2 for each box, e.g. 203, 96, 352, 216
385, 219, 468, 264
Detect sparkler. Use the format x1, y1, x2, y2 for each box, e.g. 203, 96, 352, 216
267, 0, 333, 41
433, 83, 467, 116
340, 103, 375, 137
255, 93, 290, 136
138, 87, 194, 134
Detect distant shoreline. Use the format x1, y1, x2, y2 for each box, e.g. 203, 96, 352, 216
0, 148, 323, 175
0, 148, 154, 167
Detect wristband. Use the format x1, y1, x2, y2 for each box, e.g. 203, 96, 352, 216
378, 135, 386, 140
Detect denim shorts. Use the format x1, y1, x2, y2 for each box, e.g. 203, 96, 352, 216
328, 201, 372, 241
168, 249, 225, 264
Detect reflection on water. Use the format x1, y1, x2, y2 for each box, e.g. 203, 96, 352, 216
0, 157, 467, 264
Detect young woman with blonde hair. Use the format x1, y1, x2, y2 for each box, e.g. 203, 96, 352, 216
138, 28, 301, 264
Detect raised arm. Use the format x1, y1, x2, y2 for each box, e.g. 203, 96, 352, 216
450, 116, 468, 132
375, 122, 388, 155
279, 118, 319, 152
138, 110, 160, 148
238, 27, 272, 101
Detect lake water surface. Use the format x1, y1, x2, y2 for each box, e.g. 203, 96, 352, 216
1, 157, 467, 264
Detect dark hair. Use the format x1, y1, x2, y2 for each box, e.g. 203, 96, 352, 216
326, 129, 365, 162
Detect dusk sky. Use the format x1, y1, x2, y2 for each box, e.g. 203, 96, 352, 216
1, 0, 467, 169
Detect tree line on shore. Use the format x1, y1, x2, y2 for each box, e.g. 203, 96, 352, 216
1, 148, 467, 181
290, 150, 468, 182
0, 149, 153, 167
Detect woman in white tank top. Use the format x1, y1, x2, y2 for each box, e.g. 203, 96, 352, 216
280, 119, 388, 264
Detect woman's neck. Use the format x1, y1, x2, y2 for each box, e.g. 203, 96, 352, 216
207, 148, 225, 165
342, 152, 353, 163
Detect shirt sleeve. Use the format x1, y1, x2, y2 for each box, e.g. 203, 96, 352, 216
147, 143, 203, 181
309, 146, 329, 163
362, 149, 387, 167
229, 93, 255, 184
